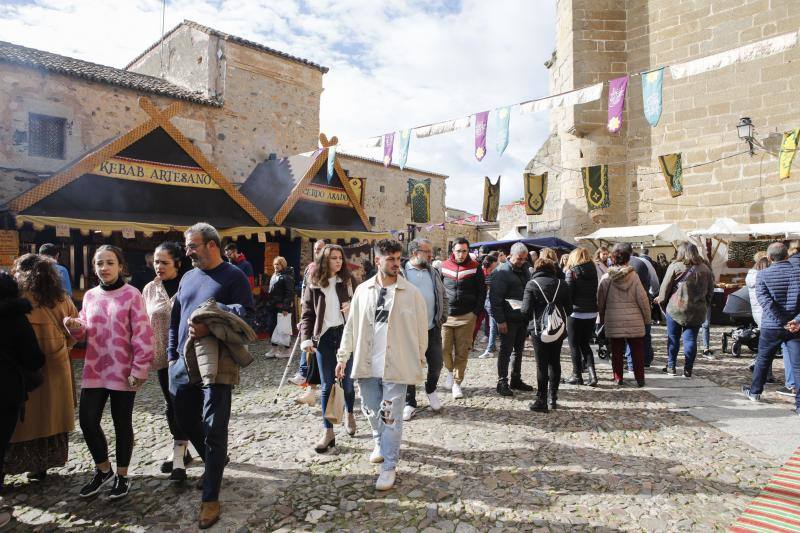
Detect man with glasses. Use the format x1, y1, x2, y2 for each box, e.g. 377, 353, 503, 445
401, 238, 448, 421
440, 237, 486, 399
168, 222, 254, 529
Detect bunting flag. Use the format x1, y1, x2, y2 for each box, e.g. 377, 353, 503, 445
607, 76, 628, 133
642, 68, 664, 127
582, 165, 610, 211
657, 153, 683, 197
407, 178, 431, 223
398, 129, 411, 170
495, 106, 511, 156
523, 172, 548, 215
482, 176, 501, 222
326, 145, 336, 183
519, 83, 604, 114
383, 132, 395, 167
414, 116, 471, 138
779, 129, 800, 179
474, 111, 489, 161
348, 177, 366, 206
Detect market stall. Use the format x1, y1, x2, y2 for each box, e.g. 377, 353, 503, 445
470, 235, 576, 253
575, 223, 688, 250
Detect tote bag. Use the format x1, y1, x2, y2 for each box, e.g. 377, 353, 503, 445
324, 379, 345, 424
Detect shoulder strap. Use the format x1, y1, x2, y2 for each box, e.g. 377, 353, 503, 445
532, 279, 553, 305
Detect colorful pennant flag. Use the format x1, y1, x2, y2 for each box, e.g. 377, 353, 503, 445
495, 106, 511, 156
326, 145, 336, 183
398, 129, 411, 170
642, 68, 664, 127
407, 178, 431, 223
519, 83, 603, 114
657, 153, 683, 197
383, 132, 395, 167
582, 165, 610, 211
482, 176, 501, 222
607, 76, 629, 134
475, 111, 489, 161
524, 172, 548, 215
414, 116, 471, 138
779, 128, 800, 179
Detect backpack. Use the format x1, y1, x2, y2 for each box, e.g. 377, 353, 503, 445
531, 279, 565, 343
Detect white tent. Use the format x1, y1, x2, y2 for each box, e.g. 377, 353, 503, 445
575, 223, 688, 247
499, 228, 526, 241
688, 218, 800, 240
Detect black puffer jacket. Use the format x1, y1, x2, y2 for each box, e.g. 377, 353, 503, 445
521, 269, 573, 334
268, 271, 295, 311
0, 297, 45, 407
489, 262, 530, 323
565, 262, 598, 314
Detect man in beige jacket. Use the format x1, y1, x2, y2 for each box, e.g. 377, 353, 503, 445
336, 239, 428, 491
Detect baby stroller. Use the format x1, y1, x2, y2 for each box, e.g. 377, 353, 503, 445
593, 323, 610, 360
720, 286, 760, 357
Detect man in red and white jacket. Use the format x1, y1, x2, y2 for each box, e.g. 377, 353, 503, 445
440, 237, 486, 399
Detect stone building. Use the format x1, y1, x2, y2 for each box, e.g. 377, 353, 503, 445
524, 0, 800, 241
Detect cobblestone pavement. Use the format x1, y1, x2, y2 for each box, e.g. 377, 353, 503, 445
3, 331, 782, 532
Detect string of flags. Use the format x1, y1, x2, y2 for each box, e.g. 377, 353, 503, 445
329, 30, 798, 165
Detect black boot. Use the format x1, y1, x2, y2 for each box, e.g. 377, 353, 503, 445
547, 389, 558, 410
566, 374, 583, 385
496, 379, 514, 397
509, 378, 534, 392
587, 366, 598, 387
529, 394, 548, 412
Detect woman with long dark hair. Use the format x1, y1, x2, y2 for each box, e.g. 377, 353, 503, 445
65, 245, 154, 500
299, 244, 358, 452
142, 242, 192, 482
5, 254, 78, 482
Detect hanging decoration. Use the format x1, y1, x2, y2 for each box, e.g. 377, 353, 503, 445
482, 176, 501, 222
383, 132, 395, 167
642, 68, 664, 127
326, 145, 336, 183
415, 117, 471, 138
407, 178, 431, 223
475, 111, 489, 161
348, 177, 366, 206
495, 106, 511, 156
657, 153, 683, 197
523, 172, 548, 215
607, 76, 629, 134
519, 83, 604, 114
582, 165, 610, 211
779, 129, 800, 180
398, 129, 411, 170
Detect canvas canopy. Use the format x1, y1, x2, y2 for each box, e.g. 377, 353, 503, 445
576, 224, 688, 247
688, 218, 800, 240
470, 236, 576, 251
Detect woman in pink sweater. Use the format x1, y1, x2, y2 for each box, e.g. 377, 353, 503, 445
65, 245, 153, 500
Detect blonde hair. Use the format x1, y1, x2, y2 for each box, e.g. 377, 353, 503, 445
753, 251, 768, 262
566, 247, 592, 270
539, 247, 558, 262
273, 256, 288, 271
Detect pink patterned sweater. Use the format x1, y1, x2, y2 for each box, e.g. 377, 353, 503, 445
70, 284, 154, 392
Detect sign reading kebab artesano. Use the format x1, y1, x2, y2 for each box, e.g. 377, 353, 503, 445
300, 183, 352, 207
93, 157, 220, 189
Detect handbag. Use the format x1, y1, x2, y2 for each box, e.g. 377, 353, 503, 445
324, 379, 346, 424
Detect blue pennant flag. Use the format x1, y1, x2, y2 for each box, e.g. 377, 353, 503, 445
398, 129, 411, 170
495, 106, 511, 156
642, 68, 664, 127
326, 145, 336, 183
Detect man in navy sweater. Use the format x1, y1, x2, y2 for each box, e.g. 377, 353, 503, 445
743, 242, 800, 412
168, 222, 253, 529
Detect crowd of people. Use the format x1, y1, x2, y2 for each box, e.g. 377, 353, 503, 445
1, 223, 799, 529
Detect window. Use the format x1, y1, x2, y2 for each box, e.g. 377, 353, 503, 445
28, 113, 66, 159
379, 185, 385, 193
368, 216, 376, 226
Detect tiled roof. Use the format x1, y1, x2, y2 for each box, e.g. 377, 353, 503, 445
0, 40, 221, 106
337, 152, 448, 179
127, 20, 329, 74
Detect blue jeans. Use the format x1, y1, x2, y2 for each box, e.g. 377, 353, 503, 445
172, 381, 232, 502
784, 343, 796, 389
358, 378, 405, 471
486, 316, 498, 353
666, 314, 700, 371
752, 329, 800, 407
299, 351, 308, 378
626, 324, 653, 369
316, 326, 354, 429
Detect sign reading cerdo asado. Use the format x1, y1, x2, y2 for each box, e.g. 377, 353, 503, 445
300, 183, 352, 207
93, 157, 219, 189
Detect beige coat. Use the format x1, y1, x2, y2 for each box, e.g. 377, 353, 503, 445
336, 275, 428, 385
11, 293, 77, 443
142, 279, 174, 371
597, 266, 651, 339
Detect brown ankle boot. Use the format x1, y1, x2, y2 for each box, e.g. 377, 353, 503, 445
344, 412, 356, 436
199, 501, 220, 529
314, 429, 335, 453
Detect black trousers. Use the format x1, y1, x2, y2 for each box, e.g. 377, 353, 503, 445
406, 327, 444, 407
157, 368, 187, 441
79, 388, 136, 468
497, 321, 527, 382
531, 336, 564, 399
567, 316, 596, 375
0, 405, 20, 488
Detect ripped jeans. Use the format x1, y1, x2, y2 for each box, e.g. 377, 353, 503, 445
357, 378, 405, 471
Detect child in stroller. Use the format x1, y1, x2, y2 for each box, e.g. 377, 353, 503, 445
721, 286, 777, 381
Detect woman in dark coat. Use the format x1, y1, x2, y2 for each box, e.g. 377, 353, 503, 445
0, 272, 45, 527
267, 256, 295, 350
565, 247, 599, 386
521, 258, 572, 413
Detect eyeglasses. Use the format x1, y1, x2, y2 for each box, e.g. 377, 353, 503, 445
185, 241, 207, 251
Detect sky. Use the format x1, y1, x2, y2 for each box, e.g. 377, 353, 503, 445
0, 0, 557, 214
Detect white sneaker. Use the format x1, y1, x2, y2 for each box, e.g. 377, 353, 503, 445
444, 372, 454, 389
288, 373, 306, 386
427, 392, 442, 412
369, 444, 384, 464
375, 469, 396, 491
275, 350, 291, 359
452, 383, 464, 400
402, 405, 416, 421
264, 350, 276, 359
478, 351, 493, 359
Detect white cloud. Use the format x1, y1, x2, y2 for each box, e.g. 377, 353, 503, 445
0, 0, 556, 215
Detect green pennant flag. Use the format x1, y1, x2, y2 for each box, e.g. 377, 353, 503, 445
582, 165, 610, 211
407, 178, 431, 223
